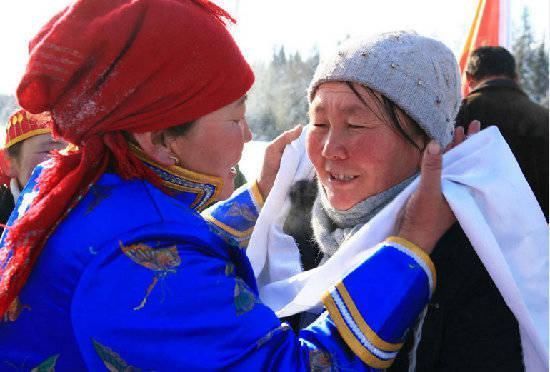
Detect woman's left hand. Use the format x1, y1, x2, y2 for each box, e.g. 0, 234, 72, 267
256, 125, 303, 198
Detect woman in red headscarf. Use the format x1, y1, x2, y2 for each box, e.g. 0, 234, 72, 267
0, 0, 459, 370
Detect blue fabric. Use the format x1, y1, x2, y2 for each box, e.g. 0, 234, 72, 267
202, 183, 261, 249
0, 164, 430, 371
342, 246, 431, 344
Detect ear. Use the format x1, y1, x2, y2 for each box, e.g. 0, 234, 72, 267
465, 72, 476, 89
3, 156, 19, 179
132, 130, 175, 167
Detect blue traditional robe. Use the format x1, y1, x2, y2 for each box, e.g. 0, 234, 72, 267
0, 151, 435, 371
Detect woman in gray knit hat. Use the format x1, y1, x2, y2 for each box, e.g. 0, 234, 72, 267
284, 31, 524, 371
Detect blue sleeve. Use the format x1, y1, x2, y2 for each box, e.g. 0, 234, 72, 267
201, 181, 264, 249
321, 236, 436, 369
71, 235, 434, 371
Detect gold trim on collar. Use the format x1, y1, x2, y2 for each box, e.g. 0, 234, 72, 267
129, 143, 223, 211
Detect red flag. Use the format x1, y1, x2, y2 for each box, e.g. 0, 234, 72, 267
459, 0, 510, 96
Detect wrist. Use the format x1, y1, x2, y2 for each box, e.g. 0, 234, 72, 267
396, 228, 437, 255
255, 174, 273, 200
385, 236, 436, 293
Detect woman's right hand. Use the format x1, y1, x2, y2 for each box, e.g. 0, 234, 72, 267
396, 121, 480, 254
256, 125, 303, 199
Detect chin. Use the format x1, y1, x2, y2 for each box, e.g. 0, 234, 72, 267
327, 196, 356, 211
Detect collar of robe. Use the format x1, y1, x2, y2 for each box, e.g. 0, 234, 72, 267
129, 144, 223, 212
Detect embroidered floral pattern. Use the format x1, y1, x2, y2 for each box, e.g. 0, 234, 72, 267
234, 277, 256, 315
3, 297, 31, 322
31, 354, 59, 372
130, 143, 222, 212
226, 202, 258, 223
92, 339, 139, 372
225, 262, 235, 276
255, 324, 291, 349
147, 163, 219, 211
120, 242, 181, 310
309, 349, 333, 372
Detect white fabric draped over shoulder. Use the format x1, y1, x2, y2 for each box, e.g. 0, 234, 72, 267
247, 126, 549, 372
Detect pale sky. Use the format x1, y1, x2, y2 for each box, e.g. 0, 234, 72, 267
0, 0, 548, 95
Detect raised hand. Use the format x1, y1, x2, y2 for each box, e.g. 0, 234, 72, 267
256, 125, 303, 198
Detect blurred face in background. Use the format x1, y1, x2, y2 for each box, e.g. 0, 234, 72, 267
7, 134, 66, 190
307, 82, 426, 210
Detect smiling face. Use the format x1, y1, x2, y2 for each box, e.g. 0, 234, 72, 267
168, 96, 252, 200
307, 82, 426, 210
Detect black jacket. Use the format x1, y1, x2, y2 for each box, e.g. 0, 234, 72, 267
456, 79, 548, 219
0, 184, 14, 236
389, 224, 523, 372
283, 180, 524, 371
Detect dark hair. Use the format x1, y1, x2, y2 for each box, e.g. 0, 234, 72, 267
466, 46, 517, 81
124, 120, 196, 146
345, 82, 426, 151
5, 141, 23, 160
164, 121, 196, 138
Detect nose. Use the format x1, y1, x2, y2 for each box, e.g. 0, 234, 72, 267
241, 119, 252, 143
321, 129, 347, 160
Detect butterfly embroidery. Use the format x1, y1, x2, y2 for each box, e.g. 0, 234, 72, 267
120, 242, 181, 310
234, 278, 257, 315
31, 354, 59, 372
93, 339, 138, 372
3, 297, 31, 322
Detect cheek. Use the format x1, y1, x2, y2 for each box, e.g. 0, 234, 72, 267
16, 153, 46, 185
25, 153, 49, 173
306, 131, 324, 170
345, 134, 388, 168
219, 127, 244, 160
207, 126, 244, 169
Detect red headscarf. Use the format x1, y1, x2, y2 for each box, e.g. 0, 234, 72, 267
0, 0, 254, 316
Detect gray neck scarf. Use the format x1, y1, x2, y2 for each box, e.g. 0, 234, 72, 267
311, 174, 416, 261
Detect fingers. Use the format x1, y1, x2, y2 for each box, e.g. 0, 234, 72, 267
396, 141, 452, 254
268, 125, 303, 154
257, 125, 303, 199
419, 141, 442, 197
447, 119, 481, 151
467, 120, 480, 136
447, 126, 465, 151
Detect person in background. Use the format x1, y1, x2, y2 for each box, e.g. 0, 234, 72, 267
0, 109, 65, 233
457, 46, 548, 219
0, 1, 462, 370
282, 31, 523, 371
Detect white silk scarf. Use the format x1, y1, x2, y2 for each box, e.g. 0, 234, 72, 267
247, 126, 548, 371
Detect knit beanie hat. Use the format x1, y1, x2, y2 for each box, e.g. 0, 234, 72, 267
308, 31, 461, 147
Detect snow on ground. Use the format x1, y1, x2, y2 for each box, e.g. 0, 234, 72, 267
239, 140, 268, 182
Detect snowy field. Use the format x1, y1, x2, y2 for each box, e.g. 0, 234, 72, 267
239, 140, 269, 182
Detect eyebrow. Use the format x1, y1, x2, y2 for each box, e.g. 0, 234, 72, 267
238, 95, 248, 105
36, 139, 64, 149
311, 103, 369, 116
48, 139, 65, 146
